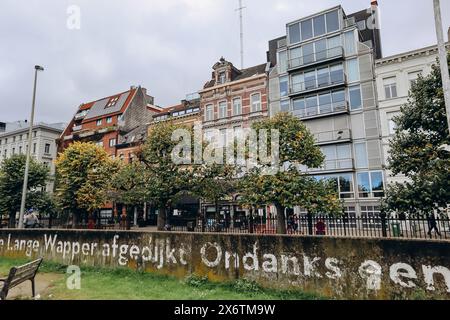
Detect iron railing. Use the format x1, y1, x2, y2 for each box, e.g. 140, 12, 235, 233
288, 46, 344, 70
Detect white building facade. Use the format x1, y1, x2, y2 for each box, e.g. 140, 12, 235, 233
0, 122, 65, 192
375, 44, 449, 186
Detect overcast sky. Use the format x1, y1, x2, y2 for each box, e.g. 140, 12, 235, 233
1, 0, 449, 124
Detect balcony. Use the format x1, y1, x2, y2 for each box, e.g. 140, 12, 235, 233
293, 101, 349, 120
313, 129, 352, 146
289, 73, 346, 97
288, 47, 344, 72
74, 111, 88, 120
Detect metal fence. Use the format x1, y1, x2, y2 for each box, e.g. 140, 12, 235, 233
169, 215, 450, 241
2, 215, 450, 241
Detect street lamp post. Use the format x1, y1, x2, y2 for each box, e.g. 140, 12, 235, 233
18, 65, 44, 229
433, 0, 450, 132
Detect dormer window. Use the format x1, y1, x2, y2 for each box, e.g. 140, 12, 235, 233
218, 71, 226, 84
106, 96, 120, 108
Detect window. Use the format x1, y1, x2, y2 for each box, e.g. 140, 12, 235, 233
205, 104, 214, 121
326, 10, 340, 33
304, 70, 317, 90
318, 93, 332, 114
349, 85, 362, 110
33, 143, 36, 154
109, 138, 116, 147
357, 171, 385, 198
96, 141, 104, 147
233, 98, 242, 116
306, 96, 318, 116
313, 15, 326, 37
219, 101, 227, 118
293, 98, 305, 117
315, 174, 354, 199
346, 58, 360, 83
330, 64, 344, 83
219, 129, 227, 147
118, 114, 124, 122
327, 35, 341, 53
280, 100, 290, 113
96, 119, 102, 126
19, 146, 22, 154
13, 136, 16, 142
106, 117, 113, 124
278, 51, 288, 73
106, 96, 120, 108
383, 77, 398, 99
218, 71, 226, 84
289, 47, 302, 68
301, 19, 313, 41
288, 23, 301, 44
332, 90, 346, 109
354, 142, 368, 168
12, 148, 15, 155
302, 43, 314, 65
314, 39, 327, 61
280, 76, 289, 97
321, 144, 352, 170
344, 31, 356, 55
251, 93, 261, 112
44, 143, 50, 154
357, 20, 366, 30
317, 67, 330, 87
33, 131, 37, 138
233, 126, 242, 139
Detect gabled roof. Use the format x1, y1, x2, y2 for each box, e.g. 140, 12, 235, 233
203, 63, 268, 89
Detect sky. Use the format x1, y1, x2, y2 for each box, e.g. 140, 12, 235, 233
1, 0, 449, 124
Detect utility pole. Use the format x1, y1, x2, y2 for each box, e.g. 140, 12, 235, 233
18, 65, 44, 229
433, 0, 450, 132
236, 0, 246, 69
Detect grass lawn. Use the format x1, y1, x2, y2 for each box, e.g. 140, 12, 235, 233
0, 257, 324, 300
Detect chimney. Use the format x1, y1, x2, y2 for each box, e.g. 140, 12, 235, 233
371, 0, 378, 6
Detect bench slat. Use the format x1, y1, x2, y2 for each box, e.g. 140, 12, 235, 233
0, 258, 43, 300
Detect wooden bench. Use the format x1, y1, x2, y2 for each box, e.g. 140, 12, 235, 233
0, 258, 43, 300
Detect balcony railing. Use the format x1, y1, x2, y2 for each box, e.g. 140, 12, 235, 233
293, 101, 348, 119
302, 158, 354, 173
290, 73, 346, 96
288, 46, 344, 71
314, 128, 352, 145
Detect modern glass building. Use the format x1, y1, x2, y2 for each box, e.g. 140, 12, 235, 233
267, 4, 385, 218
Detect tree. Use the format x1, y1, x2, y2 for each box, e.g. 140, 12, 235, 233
0, 154, 49, 228
141, 121, 192, 230
384, 56, 450, 217
55, 142, 120, 226
239, 112, 341, 233
191, 163, 236, 228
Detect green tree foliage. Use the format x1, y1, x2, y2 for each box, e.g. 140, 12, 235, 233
110, 162, 148, 207
384, 57, 450, 217
0, 154, 49, 227
141, 122, 192, 230
239, 113, 342, 233
55, 142, 120, 226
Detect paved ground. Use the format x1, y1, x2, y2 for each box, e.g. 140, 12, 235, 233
2, 273, 62, 300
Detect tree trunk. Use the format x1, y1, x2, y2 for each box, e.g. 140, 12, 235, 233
157, 205, 166, 231
214, 199, 220, 222
8, 211, 16, 229
249, 207, 254, 234
72, 211, 81, 229
275, 203, 287, 234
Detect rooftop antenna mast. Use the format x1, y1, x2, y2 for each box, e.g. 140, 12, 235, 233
236, 0, 246, 69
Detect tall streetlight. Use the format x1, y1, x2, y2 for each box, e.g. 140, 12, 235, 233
433, 0, 450, 132
18, 65, 44, 229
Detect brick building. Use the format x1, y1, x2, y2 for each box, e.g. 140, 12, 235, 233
199, 57, 270, 146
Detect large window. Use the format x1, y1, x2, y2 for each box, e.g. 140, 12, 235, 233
44, 143, 51, 154
387, 112, 399, 135
205, 104, 214, 121
357, 171, 385, 198
320, 144, 352, 170
313, 14, 326, 37
315, 174, 354, 199
280, 76, 289, 97
344, 31, 356, 55
278, 51, 288, 73
349, 85, 362, 110
291, 63, 344, 94
302, 43, 314, 65
251, 93, 261, 112
292, 89, 346, 118
346, 58, 359, 83
219, 101, 227, 118
354, 142, 368, 168
330, 64, 344, 84
233, 98, 242, 116
301, 19, 313, 41
288, 23, 301, 44
280, 100, 290, 112
326, 10, 340, 33
383, 77, 398, 99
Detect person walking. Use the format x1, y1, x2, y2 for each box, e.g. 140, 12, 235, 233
427, 212, 442, 237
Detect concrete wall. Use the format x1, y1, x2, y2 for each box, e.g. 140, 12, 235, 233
1, 229, 449, 300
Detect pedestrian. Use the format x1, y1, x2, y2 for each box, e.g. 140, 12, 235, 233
315, 219, 326, 236
427, 213, 442, 237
